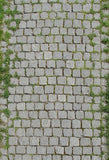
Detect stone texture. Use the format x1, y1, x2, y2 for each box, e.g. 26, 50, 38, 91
1, 0, 105, 159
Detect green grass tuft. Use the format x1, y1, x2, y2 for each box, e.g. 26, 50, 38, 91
88, 33, 96, 40
102, 3, 109, 9
0, 0, 21, 154
2, 109, 10, 118
102, 38, 109, 44
100, 74, 109, 158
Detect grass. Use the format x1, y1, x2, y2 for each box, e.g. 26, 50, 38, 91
102, 3, 109, 9
90, 41, 96, 46
104, 57, 109, 62
103, 47, 109, 54
88, 33, 96, 40
99, 0, 109, 158
100, 74, 109, 158
87, 0, 109, 158
0, 0, 21, 155
102, 38, 109, 44
2, 109, 10, 118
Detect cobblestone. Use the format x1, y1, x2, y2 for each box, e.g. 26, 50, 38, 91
1, 0, 105, 159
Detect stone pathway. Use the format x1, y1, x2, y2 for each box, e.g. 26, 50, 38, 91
0, 0, 108, 160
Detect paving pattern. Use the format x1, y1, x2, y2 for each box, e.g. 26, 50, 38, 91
0, 0, 108, 160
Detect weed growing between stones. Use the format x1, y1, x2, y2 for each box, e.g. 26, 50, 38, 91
0, 0, 21, 156
0, 0, 9, 150
98, 0, 109, 159
86, 0, 109, 158
99, 74, 109, 159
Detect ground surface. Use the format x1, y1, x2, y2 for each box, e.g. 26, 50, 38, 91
0, 0, 109, 160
